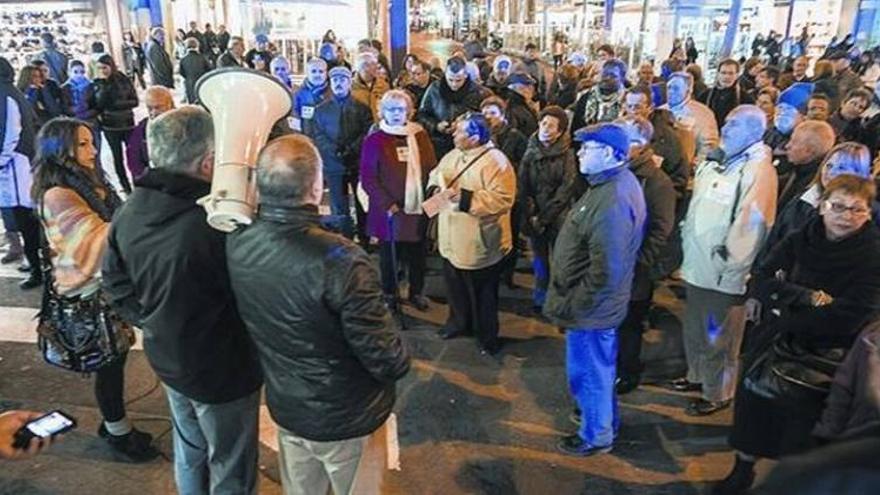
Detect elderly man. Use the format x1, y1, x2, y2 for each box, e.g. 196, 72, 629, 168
292, 58, 331, 135
763, 82, 813, 183
429, 113, 516, 355
418, 56, 486, 157
179, 37, 211, 104
614, 117, 676, 394
675, 105, 777, 416
103, 107, 263, 494
125, 86, 174, 180
351, 52, 389, 121
217, 36, 245, 68
544, 123, 646, 456
270, 56, 293, 89
144, 27, 174, 88
312, 66, 374, 241
505, 72, 539, 137
662, 71, 719, 167
572, 60, 627, 132
699, 59, 755, 126
227, 134, 410, 495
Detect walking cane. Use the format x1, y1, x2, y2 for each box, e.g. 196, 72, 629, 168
387, 211, 407, 330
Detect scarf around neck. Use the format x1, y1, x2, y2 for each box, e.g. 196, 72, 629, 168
379, 120, 425, 214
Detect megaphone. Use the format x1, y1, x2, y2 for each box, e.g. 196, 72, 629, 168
195, 67, 292, 232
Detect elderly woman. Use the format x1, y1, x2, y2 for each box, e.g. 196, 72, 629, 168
715, 175, 880, 494
360, 90, 438, 311
760, 142, 874, 264
30, 117, 157, 461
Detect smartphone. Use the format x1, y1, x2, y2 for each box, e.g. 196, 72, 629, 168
12, 410, 77, 449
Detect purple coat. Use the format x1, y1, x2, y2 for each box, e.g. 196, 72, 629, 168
360, 129, 437, 242
125, 118, 149, 180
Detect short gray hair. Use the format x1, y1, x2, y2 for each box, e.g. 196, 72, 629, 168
306, 57, 327, 70
355, 52, 377, 73
147, 106, 214, 175
379, 89, 413, 113
256, 135, 322, 205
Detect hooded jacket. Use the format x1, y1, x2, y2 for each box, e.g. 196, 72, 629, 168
518, 133, 577, 236
227, 204, 410, 441
544, 165, 647, 330
102, 169, 263, 404
417, 78, 487, 158
681, 141, 777, 295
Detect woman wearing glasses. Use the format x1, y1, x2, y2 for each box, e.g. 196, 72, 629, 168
756, 142, 875, 266
715, 174, 880, 494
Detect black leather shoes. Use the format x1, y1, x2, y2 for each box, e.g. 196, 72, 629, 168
19, 273, 42, 290
615, 376, 640, 395
685, 398, 731, 416
556, 434, 612, 457
407, 295, 430, 311
98, 424, 160, 462
667, 377, 702, 392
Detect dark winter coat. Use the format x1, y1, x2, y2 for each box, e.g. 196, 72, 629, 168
517, 133, 577, 236
216, 51, 242, 68
179, 50, 211, 104
506, 90, 538, 138
544, 166, 647, 330
493, 124, 528, 170
23, 80, 63, 126
629, 147, 677, 301
102, 169, 263, 404
145, 39, 174, 88
649, 109, 689, 198
227, 205, 410, 441
359, 127, 438, 242
777, 159, 821, 213
828, 112, 864, 143
417, 78, 485, 157
33, 46, 69, 83
312, 95, 374, 175
699, 83, 754, 127
60, 80, 97, 122
124, 118, 149, 180
93, 73, 138, 131
547, 79, 578, 110
764, 126, 794, 185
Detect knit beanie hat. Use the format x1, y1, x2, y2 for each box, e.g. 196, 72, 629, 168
778, 82, 815, 114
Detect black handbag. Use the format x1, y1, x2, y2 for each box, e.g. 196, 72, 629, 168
35, 214, 132, 373
742, 332, 846, 406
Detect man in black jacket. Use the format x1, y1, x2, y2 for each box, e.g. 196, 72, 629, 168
312, 66, 374, 241
178, 37, 211, 104
102, 107, 262, 495
614, 118, 676, 394
699, 58, 754, 126
228, 134, 409, 494
505, 72, 539, 138
217, 36, 245, 68
144, 27, 174, 88
417, 56, 486, 157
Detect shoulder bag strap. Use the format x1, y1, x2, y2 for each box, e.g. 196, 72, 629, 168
447, 148, 491, 189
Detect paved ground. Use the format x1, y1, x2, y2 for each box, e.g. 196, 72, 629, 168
0, 32, 758, 495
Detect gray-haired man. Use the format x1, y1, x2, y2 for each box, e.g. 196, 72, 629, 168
227, 134, 409, 495
103, 106, 263, 495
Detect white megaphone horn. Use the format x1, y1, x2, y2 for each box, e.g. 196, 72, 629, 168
195, 67, 292, 232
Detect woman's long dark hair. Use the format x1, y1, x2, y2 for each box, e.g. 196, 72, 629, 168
96, 54, 119, 75
31, 117, 120, 221
16, 65, 39, 92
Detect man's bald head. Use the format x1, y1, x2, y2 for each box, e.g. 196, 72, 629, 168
256, 135, 323, 206
786, 120, 836, 165
145, 86, 174, 120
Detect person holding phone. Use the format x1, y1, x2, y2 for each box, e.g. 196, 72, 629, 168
0, 410, 59, 460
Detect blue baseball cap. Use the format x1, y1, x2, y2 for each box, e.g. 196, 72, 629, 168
573, 123, 630, 158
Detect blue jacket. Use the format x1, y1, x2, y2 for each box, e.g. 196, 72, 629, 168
292, 80, 331, 136
544, 166, 647, 330
311, 95, 373, 175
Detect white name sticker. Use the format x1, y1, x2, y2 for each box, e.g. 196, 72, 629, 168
396, 147, 409, 163
301, 106, 315, 119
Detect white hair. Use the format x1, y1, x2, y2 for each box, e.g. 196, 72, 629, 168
379, 89, 414, 112
355, 52, 377, 73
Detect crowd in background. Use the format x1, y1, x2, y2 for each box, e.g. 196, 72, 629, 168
2, 21, 880, 495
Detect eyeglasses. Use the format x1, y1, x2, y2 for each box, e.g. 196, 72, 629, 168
824, 200, 871, 216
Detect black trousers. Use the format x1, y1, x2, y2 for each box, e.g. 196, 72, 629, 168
104, 129, 132, 194
442, 258, 502, 351
379, 239, 426, 297
616, 298, 652, 380
94, 353, 128, 423
3, 206, 41, 276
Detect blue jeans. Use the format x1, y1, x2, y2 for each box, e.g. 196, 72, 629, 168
164, 386, 261, 495
566, 328, 619, 447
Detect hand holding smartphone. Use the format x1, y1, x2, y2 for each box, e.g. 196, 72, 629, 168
1, 409, 76, 460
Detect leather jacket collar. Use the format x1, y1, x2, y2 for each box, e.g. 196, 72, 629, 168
257, 203, 321, 225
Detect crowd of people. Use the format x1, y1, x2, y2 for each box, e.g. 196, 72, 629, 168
2, 22, 880, 495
